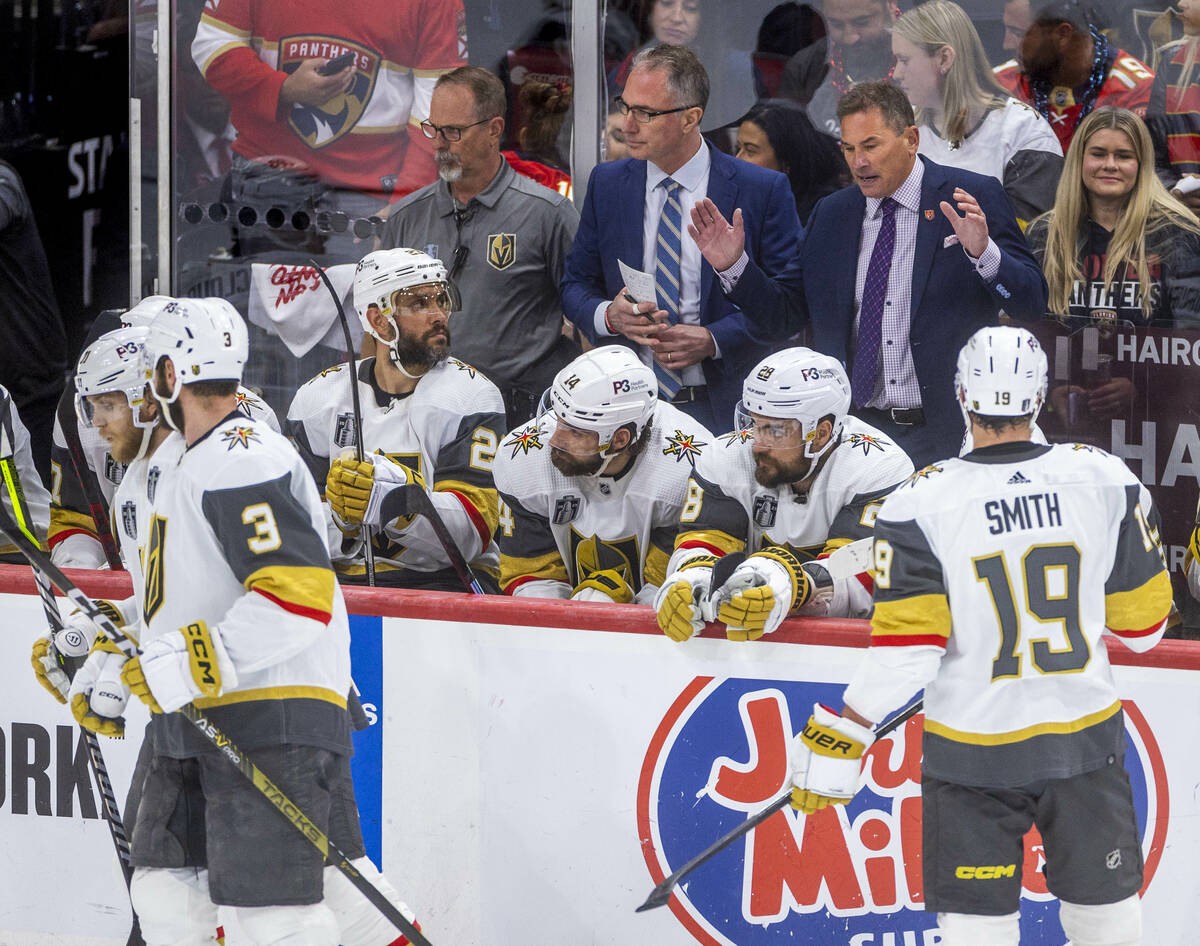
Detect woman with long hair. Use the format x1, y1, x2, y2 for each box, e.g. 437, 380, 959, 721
734, 101, 843, 224
891, 0, 1062, 223
1027, 105, 1200, 329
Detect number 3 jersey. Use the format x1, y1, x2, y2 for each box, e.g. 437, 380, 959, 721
671, 416, 914, 618
286, 356, 504, 585
140, 413, 352, 758
492, 401, 711, 599
845, 441, 1172, 788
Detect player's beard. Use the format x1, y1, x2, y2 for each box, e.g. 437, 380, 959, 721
390, 321, 451, 372
104, 421, 144, 465
550, 447, 604, 477
753, 450, 812, 489
436, 151, 463, 183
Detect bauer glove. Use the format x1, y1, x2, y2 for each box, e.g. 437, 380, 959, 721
68, 636, 130, 738
653, 554, 718, 642
789, 703, 873, 814
710, 547, 811, 640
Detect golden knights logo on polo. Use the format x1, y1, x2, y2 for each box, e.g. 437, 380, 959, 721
278, 38, 377, 149
486, 233, 516, 270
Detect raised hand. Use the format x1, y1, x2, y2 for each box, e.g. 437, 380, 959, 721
939, 187, 989, 259
688, 198, 745, 273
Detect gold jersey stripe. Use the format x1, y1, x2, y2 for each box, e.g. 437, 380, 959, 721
192, 685, 348, 710
49, 508, 98, 542
644, 544, 671, 589
925, 700, 1122, 745
500, 549, 568, 590
1105, 570, 1173, 633
436, 479, 499, 536
674, 529, 744, 556
871, 594, 952, 640
245, 564, 336, 622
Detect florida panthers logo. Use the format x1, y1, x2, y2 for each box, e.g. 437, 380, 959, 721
278, 37, 379, 149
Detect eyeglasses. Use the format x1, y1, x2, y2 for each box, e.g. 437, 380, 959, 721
613, 97, 698, 124
419, 117, 493, 141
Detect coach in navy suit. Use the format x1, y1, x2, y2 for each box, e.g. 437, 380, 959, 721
561, 45, 801, 434
690, 82, 1048, 465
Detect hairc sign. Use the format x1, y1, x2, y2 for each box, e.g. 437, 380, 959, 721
637, 676, 1167, 946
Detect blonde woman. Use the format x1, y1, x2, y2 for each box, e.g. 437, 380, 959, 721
1027, 105, 1200, 329
892, 0, 1062, 223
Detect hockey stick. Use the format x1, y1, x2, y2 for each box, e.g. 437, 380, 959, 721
310, 259, 376, 587
0, 404, 138, 906
390, 483, 484, 596
0, 508, 432, 946
53, 385, 124, 570
635, 696, 925, 913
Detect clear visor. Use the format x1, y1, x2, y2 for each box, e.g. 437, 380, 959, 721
548, 413, 607, 459
76, 389, 147, 429
389, 281, 461, 317
733, 405, 810, 453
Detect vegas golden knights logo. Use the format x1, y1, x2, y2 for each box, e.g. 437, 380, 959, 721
567, 527, 641, 590
143, 515, 168, 622
486, 233, 516, 270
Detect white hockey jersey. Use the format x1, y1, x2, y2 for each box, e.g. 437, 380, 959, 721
844, 441, 1172, 788
286, 357, 504, 585
492, 401, 711, 600
48, 386, 279, 567
0, 385, 50, 559
672, 416, 914, 617
141, 412, 352, 758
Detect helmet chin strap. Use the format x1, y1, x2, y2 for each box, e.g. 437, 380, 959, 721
133, 424, 155, 461
150, 365, 184, 433
803, 421, 842, 462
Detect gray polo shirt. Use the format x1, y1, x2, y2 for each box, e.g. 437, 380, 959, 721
380, 160, 579, 393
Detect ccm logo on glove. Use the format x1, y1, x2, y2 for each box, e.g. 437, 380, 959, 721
185, 622, 219, 693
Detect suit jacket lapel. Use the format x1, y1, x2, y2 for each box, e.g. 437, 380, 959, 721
703, 149, 736, 318
837, 188, 865, 334
621, 160, 648, 273
910, 156, 947, 318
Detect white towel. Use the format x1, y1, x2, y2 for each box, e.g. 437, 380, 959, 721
247, 262, 362, 357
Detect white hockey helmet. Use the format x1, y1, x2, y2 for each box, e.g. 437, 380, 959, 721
353, 248, 459, 341
955, 326, 1047, 423
142, 297, 249, 403
120, 295, 175, 328
547, 345, 658, 458
738, 348, 851, 461
74, 326, 156, 431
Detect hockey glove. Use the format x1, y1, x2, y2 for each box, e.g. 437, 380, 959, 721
654, 554, 719, 642
31, 636, 70, 704
29, 600, 115, 703
68, 636, 130, 738
790, 703, 873, 814
50, 532, 109, 569
326, 454, 376, 531
1189, 523, 1200, 573
571, 568, 635, 604
711, 547, 811, 640
122, 620, 239, 715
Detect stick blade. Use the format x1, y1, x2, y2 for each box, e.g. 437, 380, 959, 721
635, 883, 675, 912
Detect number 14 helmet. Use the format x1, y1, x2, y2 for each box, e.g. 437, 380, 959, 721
955, 326, 1047, 423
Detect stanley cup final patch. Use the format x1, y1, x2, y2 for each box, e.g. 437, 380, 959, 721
486, 233, 516, 270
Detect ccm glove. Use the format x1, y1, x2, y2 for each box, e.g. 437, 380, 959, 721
572, 568, 635, 604
654, 555, 718, 642
711, 547, 811, 640
789, 703, 874, 814
68, 636, 130, 738
122, 620, 238, 715
326, 454, 377, 531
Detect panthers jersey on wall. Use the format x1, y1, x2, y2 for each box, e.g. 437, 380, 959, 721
845, 442, 1171, 788
674, 416, 914, 616
141, 413, 351, 758
493, 402, 710, 597
48, 386, 279, 564
286, 357, 504, 584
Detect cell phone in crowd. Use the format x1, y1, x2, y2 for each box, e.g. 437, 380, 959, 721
318, 51, 356, 75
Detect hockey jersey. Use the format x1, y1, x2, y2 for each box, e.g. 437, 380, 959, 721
994, 49, 1154, 152
141, 412, 352, 758
192, 0, 467, 199
0, 385, 50, 560
286, 357, 504, 585
672, 416, 914, 618
48, 386, 279, 568
492, 402, 710, 599
844, 441, 1172, 788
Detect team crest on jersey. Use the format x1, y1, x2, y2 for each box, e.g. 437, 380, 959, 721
504, 426, 543, 457
146, 467, 161, 503
486, 233, 516, 271
907, 462, 945, 484
847, 432, 887, 456
334, 412, 357, 449
121, 501, 137, 540
449, 359, 477, 378
1071, 443, 1100, 454
568, 528, 640, 589
103, 453, 126, 486
552, 495, 580, 525
278, 37, 378, 149
720, 428, 754, 446
663, 429, 706, 463
318, 363, 345, 378
221, 426, 260, 451
753, 494, 778, 528
234, 389, 263, 418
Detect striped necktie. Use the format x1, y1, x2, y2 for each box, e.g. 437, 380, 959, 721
653, 177, 684, 397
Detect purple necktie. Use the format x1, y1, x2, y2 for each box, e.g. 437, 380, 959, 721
852, 197, 898, 408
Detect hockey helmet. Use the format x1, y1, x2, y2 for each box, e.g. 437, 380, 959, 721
120, 295, 175, 329
354, 248, 460, 347
737, 348, 851, 461
547, 345, 658, 458
75, 326, 156, 430
142, 297, 249, 403
955, 326, 1047, 423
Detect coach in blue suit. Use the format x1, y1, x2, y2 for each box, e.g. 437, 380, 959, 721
561, 45, 801, 434
690, 82, 1048, 465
